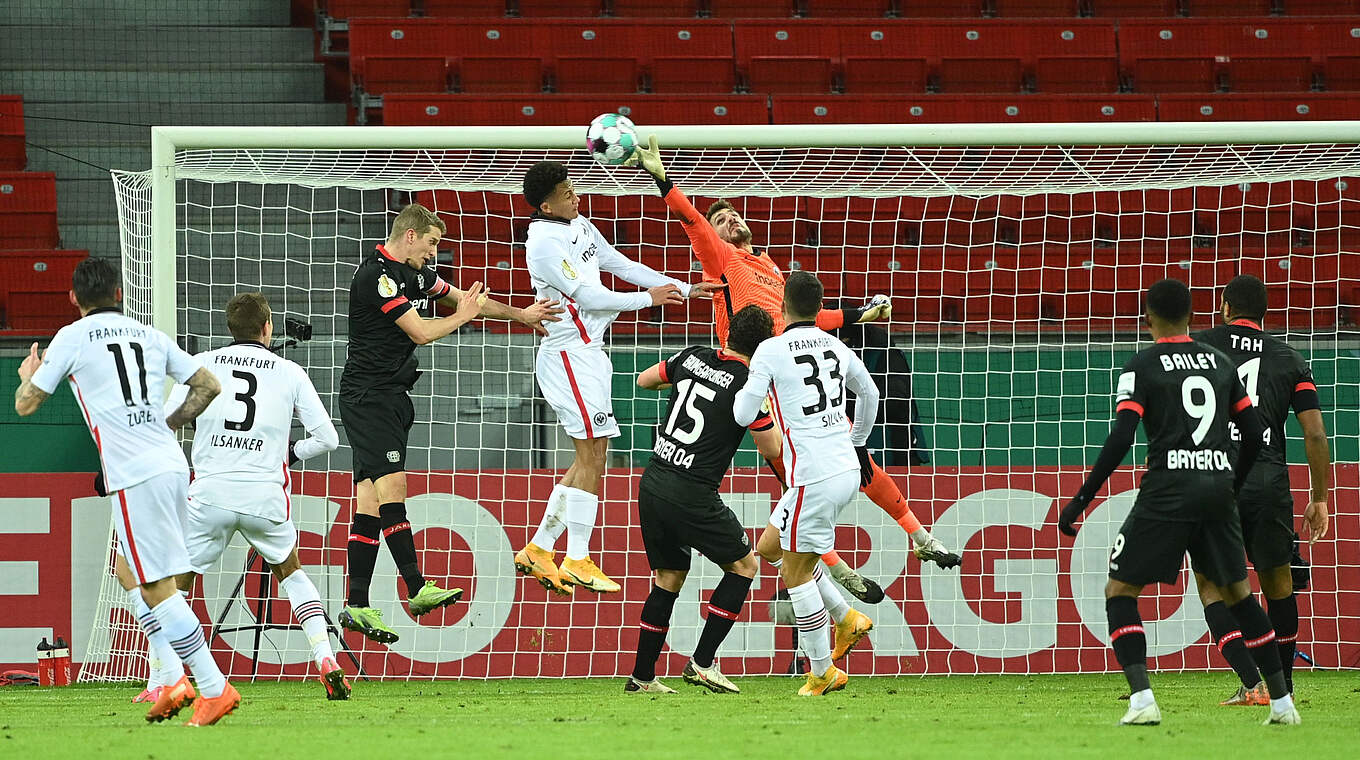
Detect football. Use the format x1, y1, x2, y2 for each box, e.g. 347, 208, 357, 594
585, 112, 639, 166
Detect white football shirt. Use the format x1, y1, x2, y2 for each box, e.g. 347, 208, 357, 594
166, 341, 338, 523
30, 308, 199, 492
526, 214, 689, 351
734, 323, 879, 487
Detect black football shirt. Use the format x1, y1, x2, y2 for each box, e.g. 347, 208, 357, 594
1114, 335, 1253, 521
647, 346, 773, 490
340, 245, 452, 396
1194, 318, 1320, 477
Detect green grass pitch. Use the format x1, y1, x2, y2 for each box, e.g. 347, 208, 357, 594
1, 672, 1353, 759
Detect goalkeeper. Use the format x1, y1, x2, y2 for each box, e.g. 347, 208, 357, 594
628, 137, 962, 598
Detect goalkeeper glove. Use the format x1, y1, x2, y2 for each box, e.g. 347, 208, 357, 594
855, 446, 874, 488
1057, 491, 1093, 537
624, 134, 666, 181
854, 294, 892, 324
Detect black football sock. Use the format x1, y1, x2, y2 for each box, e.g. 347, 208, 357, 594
1267, 593, 1299, 693
1106, 596, 1151, 695
1204, 601, 1261, 688
345, 513, 381, 608
631, 585, 679, 682
692, 572, 754, 669
1228, 596, 1288, 699
380, 502, 426, 598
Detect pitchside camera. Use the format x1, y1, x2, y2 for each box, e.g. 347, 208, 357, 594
271, 316, 314, 353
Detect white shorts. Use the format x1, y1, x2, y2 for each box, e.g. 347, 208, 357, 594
112, 470, 192, 585
184, 495, 298, 571
536, 345, 620, 440
769, 469, 860, 554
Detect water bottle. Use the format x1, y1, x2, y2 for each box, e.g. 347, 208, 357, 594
35, 637, 54, 686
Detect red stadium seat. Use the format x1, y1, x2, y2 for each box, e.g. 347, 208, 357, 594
325, 0, 412, 19
609, 0, 697, 15
651, 57, 737, 93
515, 0, 602, 16
0, 173, 59, 250
992, 0, 1079, 15
0, 96, 24, 171
1084, 0, 1177, 15
1227, 57, 1314, 93
938, 58, 1024, 93
459, 57, 545, 92
421, 0, 507, 16
771, 94, 1155, 123
898, 0, 983, 16
842, 57, 929, 94
382, 94, 769, 127
0, 250, 85, 333
735, 23, 839, 94
639, 21, 738, 93
708, 0, 796, 17
1183, 0, 1273, 15
1322, 57, 1360, 91
1133, 58, 1217, 93
802, 0, 893, 16
360, 56, 448, 95
554, 57, 640, 93
1034, 57, 1119, 93
1157, 93, 1360, 121
1283, 0, 1360, 13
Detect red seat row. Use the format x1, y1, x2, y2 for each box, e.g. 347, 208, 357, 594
0, 251, 85, 334
382, 91, 1360, 126
348, 18, 1360, 97
0, 96, 23, 171
0, 172, 59, 250
323, 0, 1360, 21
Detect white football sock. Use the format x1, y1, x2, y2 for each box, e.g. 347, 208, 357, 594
812, 565, 851, 623
787, 579, 832, 676
279, 570, 335, 667
530, 483, 569, 550
149, 593, 226, 698
1129, 688, 1156, 710
127, 587, 183, 688
563, 486, 599, 561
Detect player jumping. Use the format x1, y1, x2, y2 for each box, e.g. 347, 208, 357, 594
1191, 275, 1330, 705
1058, 278, 1299, 726
629, 136, 959, 603
514, 160, 723, 596
15, 256, 240, 726
626, 305, 781, 694
734, 272, 881, 696
165, 293, 350, 699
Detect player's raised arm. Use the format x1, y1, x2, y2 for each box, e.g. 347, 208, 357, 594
291, 364, 340, 464
527, 231, 681, 311
392, 281, 486, 345
594, 231, 724, 301
629, 134, 731, 276
437, 286, 561, 337
15, 340, 57, 416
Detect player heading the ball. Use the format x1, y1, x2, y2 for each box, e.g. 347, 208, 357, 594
514, 160, 724, 597
1058, 278, 1299, 727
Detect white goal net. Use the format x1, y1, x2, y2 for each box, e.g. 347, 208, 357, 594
81, 124, 1359, 682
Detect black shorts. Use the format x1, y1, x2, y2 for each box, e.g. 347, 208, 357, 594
1238, 468, 1296, 571
338, 388, 414, 483
1108, 511, 1248, 588
637, 468, 752, 572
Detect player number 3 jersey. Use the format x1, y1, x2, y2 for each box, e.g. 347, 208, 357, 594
166, 342, 338, 524
29, 308, 198, 492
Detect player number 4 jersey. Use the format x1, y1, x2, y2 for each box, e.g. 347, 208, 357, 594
29, 308, 198, 492
166, 342, 338, 523
736, 323, 878, 487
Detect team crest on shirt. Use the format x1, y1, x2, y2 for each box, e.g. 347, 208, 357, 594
377, 274, 399, 298
562, 260, 578, 280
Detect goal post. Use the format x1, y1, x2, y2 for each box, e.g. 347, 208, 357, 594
81, 121, 1359, 682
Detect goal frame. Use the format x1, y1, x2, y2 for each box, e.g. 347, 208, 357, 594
147, 120, 1360, 337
